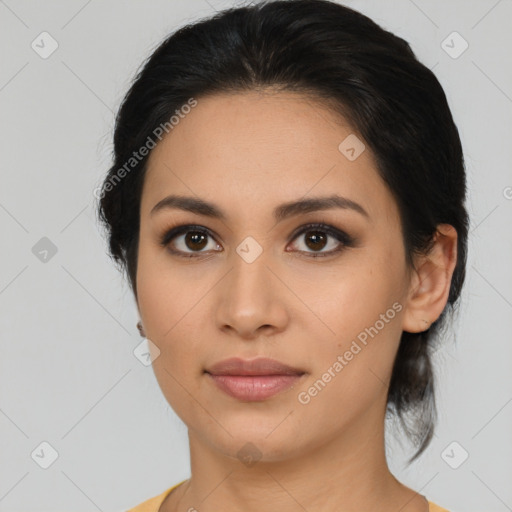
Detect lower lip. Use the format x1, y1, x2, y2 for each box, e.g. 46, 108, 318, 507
206, 373, 303, 401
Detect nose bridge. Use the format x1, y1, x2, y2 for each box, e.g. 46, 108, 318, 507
229, 234, 272, 304
215, 233, 288, 335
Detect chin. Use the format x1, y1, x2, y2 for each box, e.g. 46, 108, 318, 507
199, 419, 307, 464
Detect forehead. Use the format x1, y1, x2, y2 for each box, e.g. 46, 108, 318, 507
141, 90, 397, 225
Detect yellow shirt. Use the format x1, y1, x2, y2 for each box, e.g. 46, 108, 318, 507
126, 480, 451, 512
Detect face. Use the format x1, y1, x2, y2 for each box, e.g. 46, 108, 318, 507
136, 90, 413, 463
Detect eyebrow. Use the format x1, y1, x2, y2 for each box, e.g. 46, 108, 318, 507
150, 194, 369, 222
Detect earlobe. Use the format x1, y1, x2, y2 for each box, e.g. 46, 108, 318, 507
402, 224, 458, 333
137, 320, 146, 338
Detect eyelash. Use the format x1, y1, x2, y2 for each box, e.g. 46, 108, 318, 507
159, 222, 356, 259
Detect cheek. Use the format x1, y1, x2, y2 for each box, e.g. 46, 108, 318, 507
136, 240, 189, 340
307, 258, 403, 333
299, 244, 407, 375
136, 243, 209, 370
294, 279, 405, 429
137, 254, 206, 417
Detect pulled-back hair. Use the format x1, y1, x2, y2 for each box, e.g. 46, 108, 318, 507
96, 0, 469, 463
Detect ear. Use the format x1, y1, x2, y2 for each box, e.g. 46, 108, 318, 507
402, 224, 458, 333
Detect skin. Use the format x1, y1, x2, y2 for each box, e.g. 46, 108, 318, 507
135, 90, 458, 512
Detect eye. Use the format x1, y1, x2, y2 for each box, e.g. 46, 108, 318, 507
287, 223, 355, 258
160, 225, 221, 258
159, 222, 355, 259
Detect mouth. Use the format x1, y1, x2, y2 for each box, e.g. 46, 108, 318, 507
204, 357, 306, 401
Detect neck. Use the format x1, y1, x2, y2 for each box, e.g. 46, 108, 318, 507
164, 402, 427, 512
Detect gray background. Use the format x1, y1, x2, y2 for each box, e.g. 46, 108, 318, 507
1, 1, 511, 511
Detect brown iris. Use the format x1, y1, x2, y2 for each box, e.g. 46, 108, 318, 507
304, 230, 327, 252
185, 231, 208, 251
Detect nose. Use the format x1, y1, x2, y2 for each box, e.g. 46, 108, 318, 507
214, 244, 289, 340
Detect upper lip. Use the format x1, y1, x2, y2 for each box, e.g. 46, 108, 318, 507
205, 357, 305, 376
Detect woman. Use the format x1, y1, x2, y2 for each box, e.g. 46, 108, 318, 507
97, 1, 468, 511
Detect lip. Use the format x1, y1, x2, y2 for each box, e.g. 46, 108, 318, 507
205, 357, 306, 401
205, 357, 305, 376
